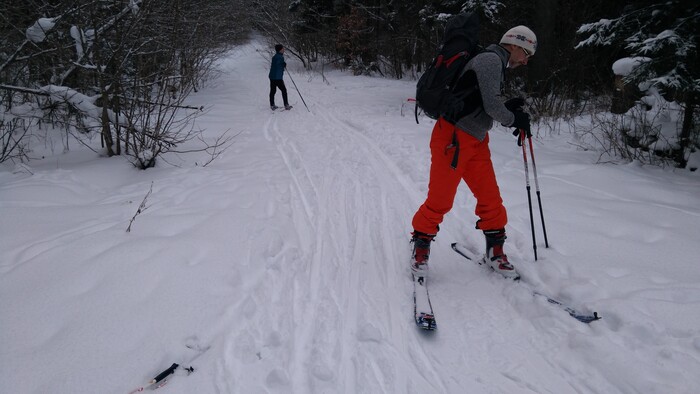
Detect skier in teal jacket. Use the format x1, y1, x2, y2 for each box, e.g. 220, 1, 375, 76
269, 44, 291, 110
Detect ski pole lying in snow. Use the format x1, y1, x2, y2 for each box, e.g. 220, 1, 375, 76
520, 129, 538, 261
526, 134, 549, 248
286, 68, 310, 112
128, 363, 194, 393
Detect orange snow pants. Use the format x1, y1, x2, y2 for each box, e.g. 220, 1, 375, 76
412, 117, 507, 235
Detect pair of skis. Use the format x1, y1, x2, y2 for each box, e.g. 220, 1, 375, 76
271, 105, 293, 111
413, 242, 600, 331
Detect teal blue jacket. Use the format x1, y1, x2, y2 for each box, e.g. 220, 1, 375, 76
269, 52, 286, 80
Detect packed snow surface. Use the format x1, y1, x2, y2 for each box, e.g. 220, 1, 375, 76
2, 40, 699, 394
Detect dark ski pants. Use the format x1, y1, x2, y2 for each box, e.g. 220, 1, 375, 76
269, 79, 289, 107
412, 117, 507, 235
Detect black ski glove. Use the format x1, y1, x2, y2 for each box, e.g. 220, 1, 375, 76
504, 97, 525, 112
510, 110, 531, 146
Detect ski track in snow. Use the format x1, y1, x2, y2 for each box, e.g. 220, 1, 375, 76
262, 101, 443, 392
1, 40, 699, 394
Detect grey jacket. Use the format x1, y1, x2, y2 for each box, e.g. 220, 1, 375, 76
455, 44, 515, 141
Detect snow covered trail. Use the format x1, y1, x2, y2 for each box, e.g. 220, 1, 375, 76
1, 40, 699, 394
240, 84, 450, 393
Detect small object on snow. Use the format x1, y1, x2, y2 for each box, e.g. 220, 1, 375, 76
151, 363, 179, 385
126, 182, 153, 233
128, 363, 194, 393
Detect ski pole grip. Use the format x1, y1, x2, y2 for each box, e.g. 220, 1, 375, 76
153, 363, 179, 383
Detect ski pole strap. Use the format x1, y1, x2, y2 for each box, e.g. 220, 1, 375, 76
440, 119, 460, 169
449, 129, 460, 169
415, 100, 419, 124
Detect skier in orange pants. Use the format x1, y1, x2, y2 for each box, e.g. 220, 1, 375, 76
410, 25, 538, 280
412, 117, 507, 235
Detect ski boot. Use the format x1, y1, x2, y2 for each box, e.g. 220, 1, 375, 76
410, 231, 435, 278
482, 229, 520, 280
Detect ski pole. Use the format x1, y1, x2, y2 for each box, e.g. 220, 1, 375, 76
128, 363, 179, 393
520, 129, 538, 261
286, 68, 310, 112
526, 135, 549, 248
128, 363, 195, 394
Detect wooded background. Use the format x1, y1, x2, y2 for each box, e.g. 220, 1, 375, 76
1, 0, 697, 168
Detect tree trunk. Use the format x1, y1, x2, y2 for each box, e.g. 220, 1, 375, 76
675, 94, 696, 168
528, 0, 557, 92
101, 90, 114, 156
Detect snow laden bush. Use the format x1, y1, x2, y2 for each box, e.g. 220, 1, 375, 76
576, 2, 699, 169
621, 90, 689, 164
577, 90, 695, 169
572, 55, 697, 170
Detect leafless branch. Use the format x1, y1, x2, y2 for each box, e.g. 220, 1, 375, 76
126, 181, 153, 233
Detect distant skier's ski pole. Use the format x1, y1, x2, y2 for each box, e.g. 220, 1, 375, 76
520, 129, 538, 261
526, 135, 549, 248
286, 68, 310, 112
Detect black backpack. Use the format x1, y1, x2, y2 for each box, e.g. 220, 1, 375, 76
415, 12, 482, 124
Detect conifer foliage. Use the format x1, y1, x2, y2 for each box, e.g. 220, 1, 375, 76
577, 1, 699, 168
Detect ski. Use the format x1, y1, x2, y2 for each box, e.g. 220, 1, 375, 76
271, 105, 293, 111
451, 242, 600, 324
413, 273, 437, 330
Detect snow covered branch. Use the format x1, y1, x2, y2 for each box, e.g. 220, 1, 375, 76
58, 0, 143, 85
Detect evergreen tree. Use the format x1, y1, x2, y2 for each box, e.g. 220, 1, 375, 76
577, 1, 699, 167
